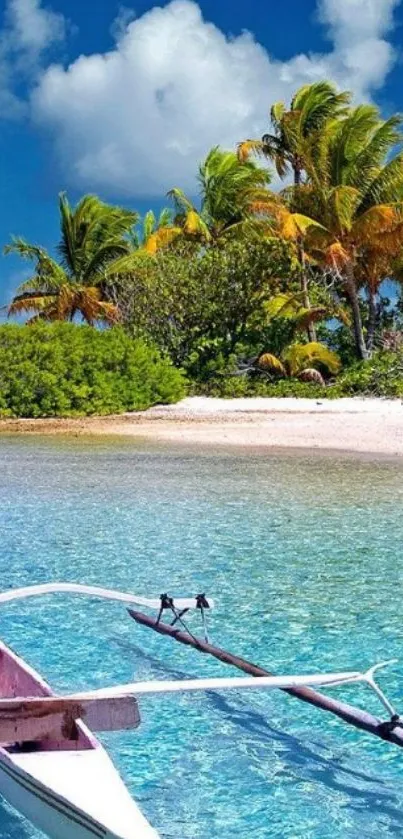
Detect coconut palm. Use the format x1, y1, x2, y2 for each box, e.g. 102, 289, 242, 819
6, 193, 138, 324
288, 105, 403, 358
239, 82, 351, 339
167, 146, 272, 242
128, 208, 178, 254
238, 81, 350, 183
105, 208, 183, 277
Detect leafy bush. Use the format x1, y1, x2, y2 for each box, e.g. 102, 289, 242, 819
0, 324, 185, 417
195, 349, 403, 398
193, 361, 327, 398
201, 378, 326, 398
109, 237, 298, 372
331, 350, 403, 397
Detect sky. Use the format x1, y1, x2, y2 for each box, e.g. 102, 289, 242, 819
1, 0, 403, 304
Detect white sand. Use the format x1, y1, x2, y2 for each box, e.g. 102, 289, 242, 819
142, 396, 403, 417
2, 397, 403, 457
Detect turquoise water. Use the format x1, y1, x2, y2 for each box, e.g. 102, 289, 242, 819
0, 437, 403, 837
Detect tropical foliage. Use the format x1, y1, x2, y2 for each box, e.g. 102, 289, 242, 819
5, 194, 137, 324
5, 80, 403, 412
0, 324, 185, 417
285, 105, 403, 359
256, 342, 341, 385
238, 81, 351, 184
107, 237, 297, 378
168, 145, 272, 241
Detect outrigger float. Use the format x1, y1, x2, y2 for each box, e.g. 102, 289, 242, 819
0, 582, 401, 839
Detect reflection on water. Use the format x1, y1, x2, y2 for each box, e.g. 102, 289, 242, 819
0, 436, 403, 837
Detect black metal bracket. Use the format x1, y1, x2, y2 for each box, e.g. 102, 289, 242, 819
196, 593, 210, 609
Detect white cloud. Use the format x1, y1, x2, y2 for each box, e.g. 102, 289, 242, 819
110, 5, 137, 41
5, 0, 65, 54
319, 0, 399, 43
318, 0, 400, 91
0, 0, 65, 117
31, 0, 402, 196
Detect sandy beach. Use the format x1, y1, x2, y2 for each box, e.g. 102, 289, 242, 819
1, 397, 402, 457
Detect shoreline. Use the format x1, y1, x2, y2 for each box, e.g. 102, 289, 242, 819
0, 397, 402, 457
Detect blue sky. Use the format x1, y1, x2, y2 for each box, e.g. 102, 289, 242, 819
0, 0, 403, 305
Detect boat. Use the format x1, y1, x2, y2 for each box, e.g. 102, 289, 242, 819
0, 582, 401, 839
0, 638, 159, 839
0, 584, 215, 839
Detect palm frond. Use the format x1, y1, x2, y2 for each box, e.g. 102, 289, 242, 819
358, 152, 403, 211
293, 82, 351, 135
237, 140, 266, 162
257, 353, 287, 375
167, 187, 195, 215
82, 241, 130, 283
8, 293, 58, 316
143, 210, 157, 243
328, 186, 361, 233
325, 241, 350, 268
270, 101, 286, 131
330, 105, 380, 185
352, 204, 402, 243
345, 115, 403, 190
158, 207, 173, 228
264, 293, 303, 320
143, 226, 183, 254
4, 237, 47, 261
283, 342, 341, 376
298, 368, 326, 385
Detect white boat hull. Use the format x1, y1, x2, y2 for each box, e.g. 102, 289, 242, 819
0, 745, 159, 839
0, 639, 159, 839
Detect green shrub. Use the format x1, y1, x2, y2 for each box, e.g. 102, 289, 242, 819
331, 350, 403, 397
111, 237, 298, 371
197, 350, 403, 399
0, 323, 185, 417
195, 374, 326, 399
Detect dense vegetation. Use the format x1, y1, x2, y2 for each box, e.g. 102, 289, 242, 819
0, 324, 185, 417
4, 80, 403, 411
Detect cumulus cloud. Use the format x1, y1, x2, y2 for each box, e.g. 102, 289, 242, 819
5, 0, 65, 55
31, 0, 402, 195
318, 0, 400, 91
110, 5, 137, 41
0, 0, 65, 117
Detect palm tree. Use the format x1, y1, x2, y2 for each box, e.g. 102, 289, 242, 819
239, 82, 350, 182
254, 342, 341, 385
239, 82, 351, 339
6, 193, 138, 324
167, 146, 272, 242
128, 208, 178, 254
289, 105, 403, 358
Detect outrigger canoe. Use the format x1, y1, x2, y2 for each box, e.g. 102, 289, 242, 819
0, 582, 401, 839
0, 638, 158, 839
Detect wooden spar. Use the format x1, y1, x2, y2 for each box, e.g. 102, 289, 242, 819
0, 695, 140, 742
0, 582, 214, 612
128, 608, 403, 749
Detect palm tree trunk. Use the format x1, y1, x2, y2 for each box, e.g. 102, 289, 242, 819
293, 164, 316, 342
345, 268, 368, 360
366, 287, 377, 356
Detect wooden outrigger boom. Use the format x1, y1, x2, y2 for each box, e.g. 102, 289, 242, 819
1, 581, 402, 752
1, 582, 402, 839
128, 608, 403, 749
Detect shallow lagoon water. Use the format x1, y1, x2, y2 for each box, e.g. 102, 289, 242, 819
0, 437, 403, 837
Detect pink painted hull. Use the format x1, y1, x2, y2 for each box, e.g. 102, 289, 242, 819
0, 641, 158, 839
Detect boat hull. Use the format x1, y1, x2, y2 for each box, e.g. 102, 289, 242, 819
0, 751, 107, 839
0, 740, 159, 839
0, 640, 159, 839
